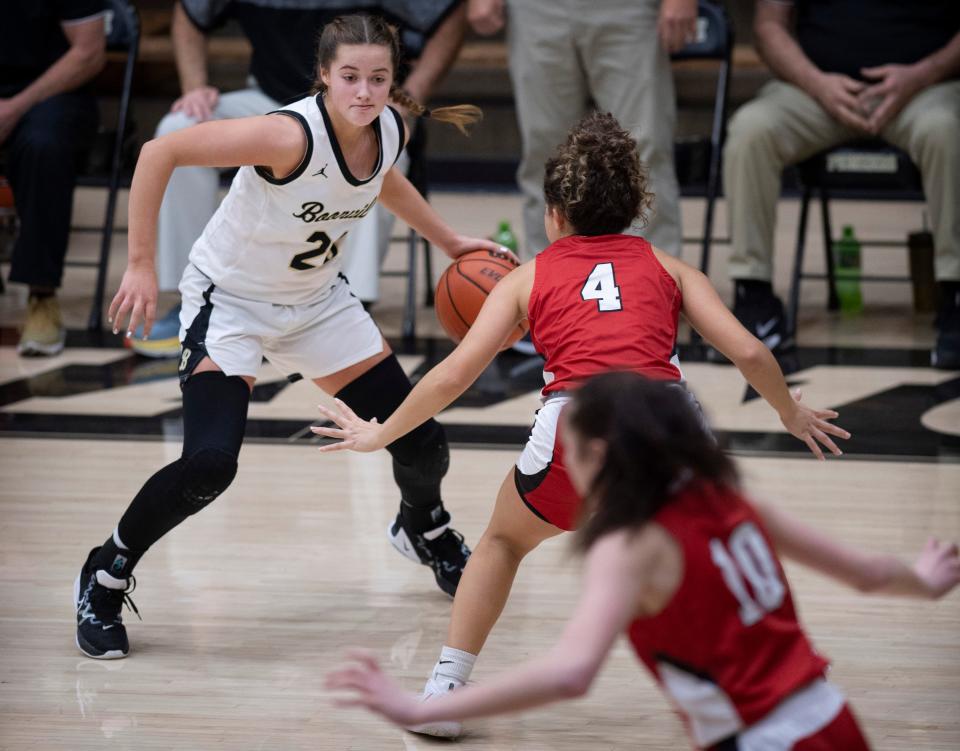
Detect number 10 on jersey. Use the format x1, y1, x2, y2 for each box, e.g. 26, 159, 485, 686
581, 262, 622, 312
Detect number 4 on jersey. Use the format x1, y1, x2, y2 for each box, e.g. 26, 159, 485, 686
581, 262, 622, 312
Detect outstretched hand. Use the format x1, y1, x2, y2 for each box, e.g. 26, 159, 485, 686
326, 650, 422, 727
913, 538, 960, 599
312, 399, 387, 453
779, 390, 850, 460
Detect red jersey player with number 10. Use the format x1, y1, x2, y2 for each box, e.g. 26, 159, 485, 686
327, 373, 960, 748
313, 112, 851, 738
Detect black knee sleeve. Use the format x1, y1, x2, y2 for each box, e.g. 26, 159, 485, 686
391, 420, 449, 506
335, 356, 451, 516
175, 447, 238, 516
116, 371, 249, 551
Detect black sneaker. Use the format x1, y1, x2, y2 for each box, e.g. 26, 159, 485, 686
388, 514, 471, 597
732, 280, 790, 354
74, 547, 140, 659
932, 289, 960, 370
932, 324, 960, 370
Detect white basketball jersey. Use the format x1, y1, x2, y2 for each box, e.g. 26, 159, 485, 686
188, 94, 405, 305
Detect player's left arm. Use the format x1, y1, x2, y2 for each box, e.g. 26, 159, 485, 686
326, 531, 649, 726
756, 501, 960, 598
378, 167, 517, 261
661, 251, 850, 460
313, 264, 532, 451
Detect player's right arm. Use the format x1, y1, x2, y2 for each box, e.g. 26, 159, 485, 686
313, 262, 534, 452
326, 529, 657, 726
109, 115, 307, 338
755, 501, 960, 598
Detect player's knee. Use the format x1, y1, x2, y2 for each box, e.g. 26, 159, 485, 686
479, 527, 535, 563
391, 420, 449, 491
175, 447, 238, 515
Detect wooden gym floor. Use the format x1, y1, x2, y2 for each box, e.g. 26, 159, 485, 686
0, 190, 958, 750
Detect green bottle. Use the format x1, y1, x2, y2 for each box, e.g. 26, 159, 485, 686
834, 224, 863, 315
492, 220, 518, 253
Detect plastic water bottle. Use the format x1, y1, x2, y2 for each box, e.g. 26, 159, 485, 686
492, 220, 518, 254
834, 225, 863, 315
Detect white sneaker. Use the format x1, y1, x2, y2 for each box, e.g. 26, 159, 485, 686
405, 675, 464, 738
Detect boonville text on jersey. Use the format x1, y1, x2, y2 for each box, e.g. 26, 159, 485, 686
292, 198, 378, 224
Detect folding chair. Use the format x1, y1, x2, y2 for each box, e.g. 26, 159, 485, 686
673, 0, 734, 277
383, 120, 433, 343
787, 141, 925, 336
80, 0, 140, 331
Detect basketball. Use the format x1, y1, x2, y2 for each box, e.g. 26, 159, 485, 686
435, 249, 529, 348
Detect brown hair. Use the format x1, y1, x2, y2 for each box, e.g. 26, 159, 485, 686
313, 14, 481, 135
543, 112, 654, 236
567, 373, 738, 552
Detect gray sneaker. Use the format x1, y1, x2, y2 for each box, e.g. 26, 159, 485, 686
18, 295, 65, 356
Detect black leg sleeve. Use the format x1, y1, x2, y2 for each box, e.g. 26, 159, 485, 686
109, 373, 250, 559
335, 356, 451, 532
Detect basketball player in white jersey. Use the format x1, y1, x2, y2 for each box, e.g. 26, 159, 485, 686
73, 13, 511, 660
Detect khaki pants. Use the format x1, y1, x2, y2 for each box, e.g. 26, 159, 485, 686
507, 0, 681, 260
723, 79, 960, 282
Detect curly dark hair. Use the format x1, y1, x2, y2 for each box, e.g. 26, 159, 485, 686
542, 112, 653, 236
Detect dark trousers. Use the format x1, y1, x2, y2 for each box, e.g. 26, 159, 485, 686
4, 91, 98, 289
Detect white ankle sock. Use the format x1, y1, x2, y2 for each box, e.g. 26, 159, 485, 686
432, 646, 476, 687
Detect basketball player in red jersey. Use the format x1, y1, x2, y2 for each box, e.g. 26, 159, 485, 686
313, 112, 851, 736
327, 373, 960, 749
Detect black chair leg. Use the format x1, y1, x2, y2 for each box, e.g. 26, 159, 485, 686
819, 187, 839, 311
402, 227, 418, 342
423, 238, 434, 307
88, 187, 116, 331
788, 185, 812, 338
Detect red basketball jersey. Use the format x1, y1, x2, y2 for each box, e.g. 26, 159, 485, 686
528, 234, 682, 395
628, 483, 831, 747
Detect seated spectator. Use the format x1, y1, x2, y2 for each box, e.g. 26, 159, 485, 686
1, 0, 107, 356
722, 0, 960, 368
137, 0, 468, 357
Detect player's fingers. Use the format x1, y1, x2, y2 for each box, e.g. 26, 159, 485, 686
310, 425, 347, 439
803, 434, 825, 461
316, 405, 345, 426
126, 299, 145, 338
107, 291, 125, 329
332, 398, 361, 422
792, 389, 802, 402
812, 428, 842, 456
113, 295, 133, 335
316, 440, 356, 453
817, 419, 850, 440
141, 304, 156, 340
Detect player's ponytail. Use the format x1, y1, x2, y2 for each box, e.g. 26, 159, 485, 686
313, 13, 482, 136
389, 87, 482, 136
566, 372, 738, 552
